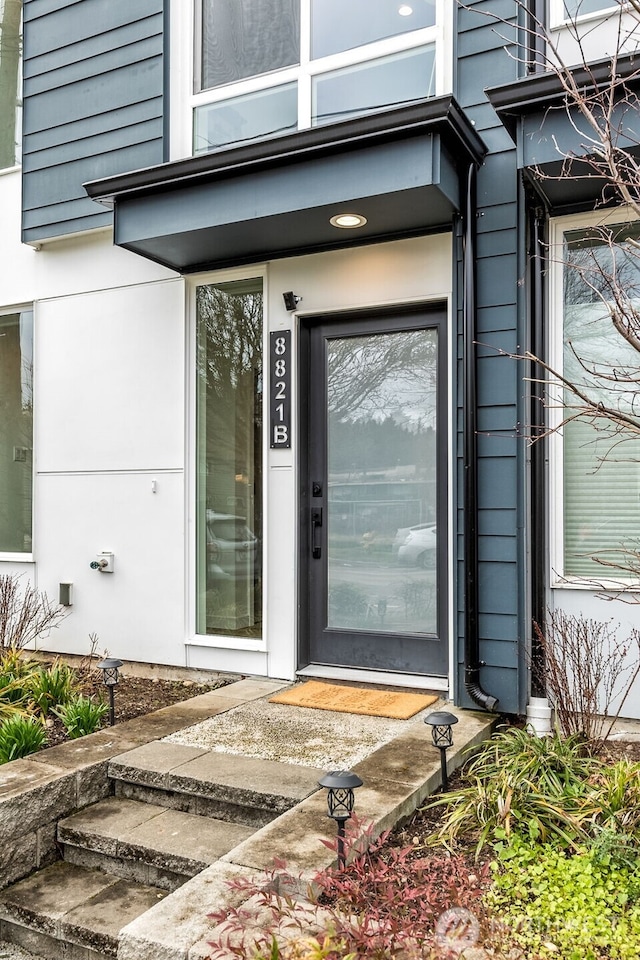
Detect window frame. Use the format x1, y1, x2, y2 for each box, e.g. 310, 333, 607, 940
549, 0, 619, 28
0, 303, 34, 562
170, 0, 450, 160
187, 265, 268, 653
549, 209, 640, 591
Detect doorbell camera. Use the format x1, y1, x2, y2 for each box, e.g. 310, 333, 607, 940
283, 291, 302, 311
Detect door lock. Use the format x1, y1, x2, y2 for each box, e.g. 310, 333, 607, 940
311, 507, 323, 559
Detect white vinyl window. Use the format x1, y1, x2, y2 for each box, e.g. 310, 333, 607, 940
184, 0, 447, 157
551, 215, 640, 584
0, 308, 33, 555
195, 277, 263, 639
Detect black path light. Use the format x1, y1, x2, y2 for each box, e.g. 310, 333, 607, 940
424, 710, 459, 791
318, 770, 363, 868
97, 657, 124, 726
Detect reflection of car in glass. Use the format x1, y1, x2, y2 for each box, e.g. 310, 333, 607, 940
395, 523, 437, 568
206, 511, 258, 580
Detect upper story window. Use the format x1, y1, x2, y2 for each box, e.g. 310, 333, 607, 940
190, 0, 445, 156
0, 0, 21, 170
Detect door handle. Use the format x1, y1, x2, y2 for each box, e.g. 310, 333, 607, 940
311, 507, 323, 559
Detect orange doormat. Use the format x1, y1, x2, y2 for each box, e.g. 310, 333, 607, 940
269, 680, 438, 720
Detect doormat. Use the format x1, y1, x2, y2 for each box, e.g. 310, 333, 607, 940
269, 680, 438, 719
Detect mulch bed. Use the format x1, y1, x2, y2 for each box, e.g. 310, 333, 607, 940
43, 671, 232, 749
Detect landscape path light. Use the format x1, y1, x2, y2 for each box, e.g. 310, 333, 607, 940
97, 657, 123, 726
318, 770, 363, 868
424, 710, 459, 791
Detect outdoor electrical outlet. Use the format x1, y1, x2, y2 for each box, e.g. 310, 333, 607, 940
59, 582, 73, 605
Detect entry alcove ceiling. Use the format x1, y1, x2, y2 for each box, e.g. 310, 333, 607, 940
84, 97, 486, 273
486, 54, 640, 215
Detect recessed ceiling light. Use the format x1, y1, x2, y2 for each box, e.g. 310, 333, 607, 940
398, 4, 413, 15
330, 213, 368, 229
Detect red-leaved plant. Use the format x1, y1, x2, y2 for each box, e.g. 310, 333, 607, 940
206, 819, 494, 959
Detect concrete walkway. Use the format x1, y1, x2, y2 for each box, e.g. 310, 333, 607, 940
0, 677, 494, 960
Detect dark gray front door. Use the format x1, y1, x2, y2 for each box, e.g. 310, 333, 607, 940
299, 305, 447, 676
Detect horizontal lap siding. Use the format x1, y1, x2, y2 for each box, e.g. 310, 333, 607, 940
457, 0, 523, 713
22, 0, 165, 242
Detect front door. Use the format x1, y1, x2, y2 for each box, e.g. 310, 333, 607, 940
299, 305, 447, 677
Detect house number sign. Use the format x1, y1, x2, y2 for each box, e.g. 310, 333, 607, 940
270, 330, 291, 448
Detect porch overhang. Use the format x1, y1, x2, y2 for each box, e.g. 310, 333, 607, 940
486, 55, 640, 214
84, 97, 485, 273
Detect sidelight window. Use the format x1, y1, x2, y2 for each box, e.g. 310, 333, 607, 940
195, 278, 263, 638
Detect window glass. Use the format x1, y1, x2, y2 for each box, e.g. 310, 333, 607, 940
562, 0, 612, 18
313, 45, 435, 126
312, 0, 435, 59
0, 0, 22, 169
562, 226, 640, 578
194, 84, 297, 153
196, 279, 263, 638
200, 0, 300, 91
0, 310, 33, 553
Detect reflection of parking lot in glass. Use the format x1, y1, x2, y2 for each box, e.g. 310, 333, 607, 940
327, 536, 436, 635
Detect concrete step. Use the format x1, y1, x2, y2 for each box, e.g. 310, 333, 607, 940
58, 796, 255, 891
108, 741, 325, 827
0, 861, 167, 960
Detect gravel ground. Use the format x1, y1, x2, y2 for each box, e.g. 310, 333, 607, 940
165, 696, 423, 768
0, 942, 42, 960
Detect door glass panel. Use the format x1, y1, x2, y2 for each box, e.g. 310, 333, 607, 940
312, 46, 435, 126
195, 279, 263, 638
312, 0, 436, 59
326, 328, 438, 635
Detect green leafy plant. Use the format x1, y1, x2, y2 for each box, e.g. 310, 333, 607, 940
52, 695, 108, 738
423, 727, 596, 853
0, 714, 47, 763
27, 661, 78, 716
488, 835, 640, 960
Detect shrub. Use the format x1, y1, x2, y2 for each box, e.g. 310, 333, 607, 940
208, 823, 492, 959
28, 661, 78, 717
0, 714, 47, 763
0, 574, 67, 652
534, 611, 640, 742
488, 835, 640, 960
423, 727, 595, 853
52, 695, 107, 738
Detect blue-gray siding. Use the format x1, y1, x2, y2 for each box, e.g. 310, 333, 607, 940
22, 0, 165, 243
456, 0, 524, 714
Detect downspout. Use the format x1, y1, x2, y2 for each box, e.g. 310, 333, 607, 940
463, 162, 499, 712
525, 202, 552, 735
530, 206, 547, 696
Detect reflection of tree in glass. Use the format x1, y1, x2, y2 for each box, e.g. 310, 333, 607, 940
196, 282, 263, 499
0, 0, 22, 169
327, 330, 437, 423
0, 312, 32, 552
327, 330, 438, 476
